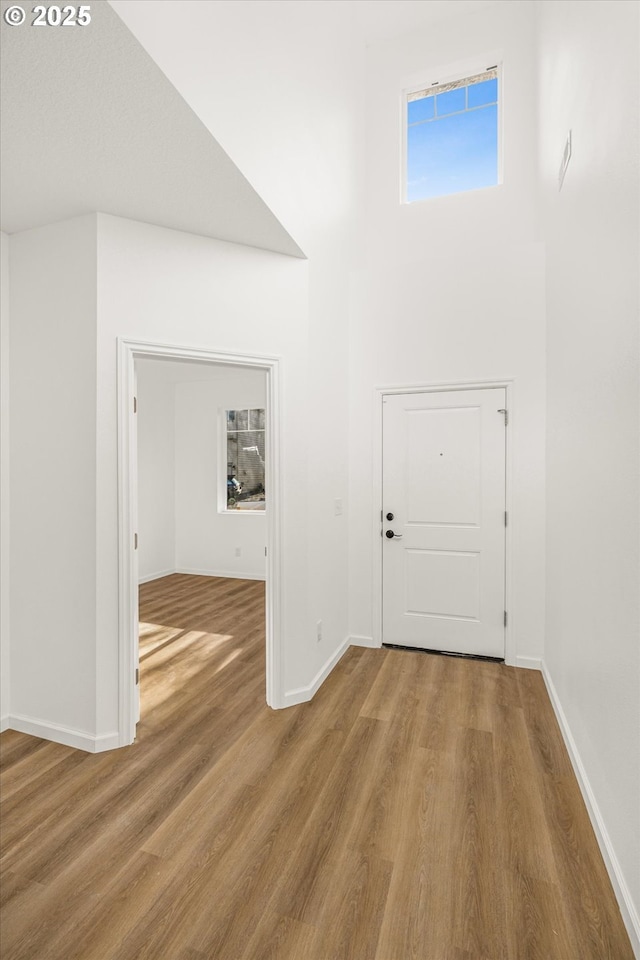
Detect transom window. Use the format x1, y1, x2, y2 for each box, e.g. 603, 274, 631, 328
405, 66, 500, 203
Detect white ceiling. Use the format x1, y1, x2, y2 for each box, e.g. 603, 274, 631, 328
0, 0, 303, 257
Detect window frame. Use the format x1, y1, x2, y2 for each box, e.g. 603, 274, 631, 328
401, 60, 504, 205
218, 406, 267, 515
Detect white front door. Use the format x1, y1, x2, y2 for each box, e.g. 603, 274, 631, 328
382, 388, 506, 658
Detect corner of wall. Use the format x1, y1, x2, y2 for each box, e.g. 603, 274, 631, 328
282, 635, 351, 708
349, 635, 379, 649
541, 661, 640, 957
537, 0, 640, 948
9, 215, 99, 736
5, 713, 119, 754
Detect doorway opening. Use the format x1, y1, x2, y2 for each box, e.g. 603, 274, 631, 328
117, 340, 283, 747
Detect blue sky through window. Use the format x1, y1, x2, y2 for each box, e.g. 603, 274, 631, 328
406, 72, 499, 202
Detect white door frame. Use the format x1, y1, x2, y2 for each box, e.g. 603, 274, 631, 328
117, 338, 283, 747
373, 377, 515, 665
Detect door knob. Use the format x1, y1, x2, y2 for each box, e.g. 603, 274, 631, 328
386, 512, 394, 521
385, 530, 403, 539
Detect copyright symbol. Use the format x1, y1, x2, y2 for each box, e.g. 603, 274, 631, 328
4, 5, 25, 25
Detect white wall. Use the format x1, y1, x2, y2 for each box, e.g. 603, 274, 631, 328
109, 0, 364, 695
348, 0, 546, 666
9, 215, 98, 738
136, 359, 267, 582
1, 232, 10, 725
2, 0, 361, 745
95, 211, 339, 733
6, 0, 366, 742
538, 0, 640, 947
175, 375, 267, 580
5, 207, 339, 742
136, 362, 176, 582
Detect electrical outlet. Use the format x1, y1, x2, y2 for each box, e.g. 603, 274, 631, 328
316, 620, 323, 643
235, 547, 242, 557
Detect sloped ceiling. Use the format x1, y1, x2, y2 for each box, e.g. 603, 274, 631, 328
0, 0, 304, 257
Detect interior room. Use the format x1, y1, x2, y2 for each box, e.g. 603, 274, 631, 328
0, 1, 638, 957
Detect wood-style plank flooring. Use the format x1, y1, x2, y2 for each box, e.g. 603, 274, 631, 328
0, 573, 634, 959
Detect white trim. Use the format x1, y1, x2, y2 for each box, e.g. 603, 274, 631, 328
6, 714, 120, 754
282, 636, 351, 708
516, 656, 542, 671
0, 714, 9, 733
118, 338, 284, 749
542, 662, 640, 957
138, 568, 266, 584
217, 406, 227, 514
138, 568, 176, 585
372, 378, 515, 664
349, 635, 380, 649
175, 567, 266, 582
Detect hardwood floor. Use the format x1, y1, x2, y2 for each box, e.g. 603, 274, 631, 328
0, 573, 633, 959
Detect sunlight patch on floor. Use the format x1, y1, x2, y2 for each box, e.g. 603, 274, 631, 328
139, 625, 239, 712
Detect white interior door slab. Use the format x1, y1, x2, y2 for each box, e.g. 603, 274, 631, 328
382, 388, 506, 658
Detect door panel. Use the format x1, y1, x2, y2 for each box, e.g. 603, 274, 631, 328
406, 406, 481, 524
405, 549, 480, 619
382, 388, 506, 658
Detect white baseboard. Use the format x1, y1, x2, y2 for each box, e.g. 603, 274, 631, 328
282, 636, 351, 708
515, 656, 542, 671
138, 568, 176, 584
541, 662, 640, 958
175, 567, 266, 582
349, 635, 380, 649
0, 713, 9, 733
6, 714, 120, 754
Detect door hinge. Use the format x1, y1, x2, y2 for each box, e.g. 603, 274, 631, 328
134, 532, 138, 550
498, 407, 508, 426
135, 667, 139, 685
504, 610, 508, 627
133, 396, 137, 414
504, 510, 508, 527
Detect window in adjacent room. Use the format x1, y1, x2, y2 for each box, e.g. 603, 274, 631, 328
224, 408, 266, 511
404, 65, 500, 203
